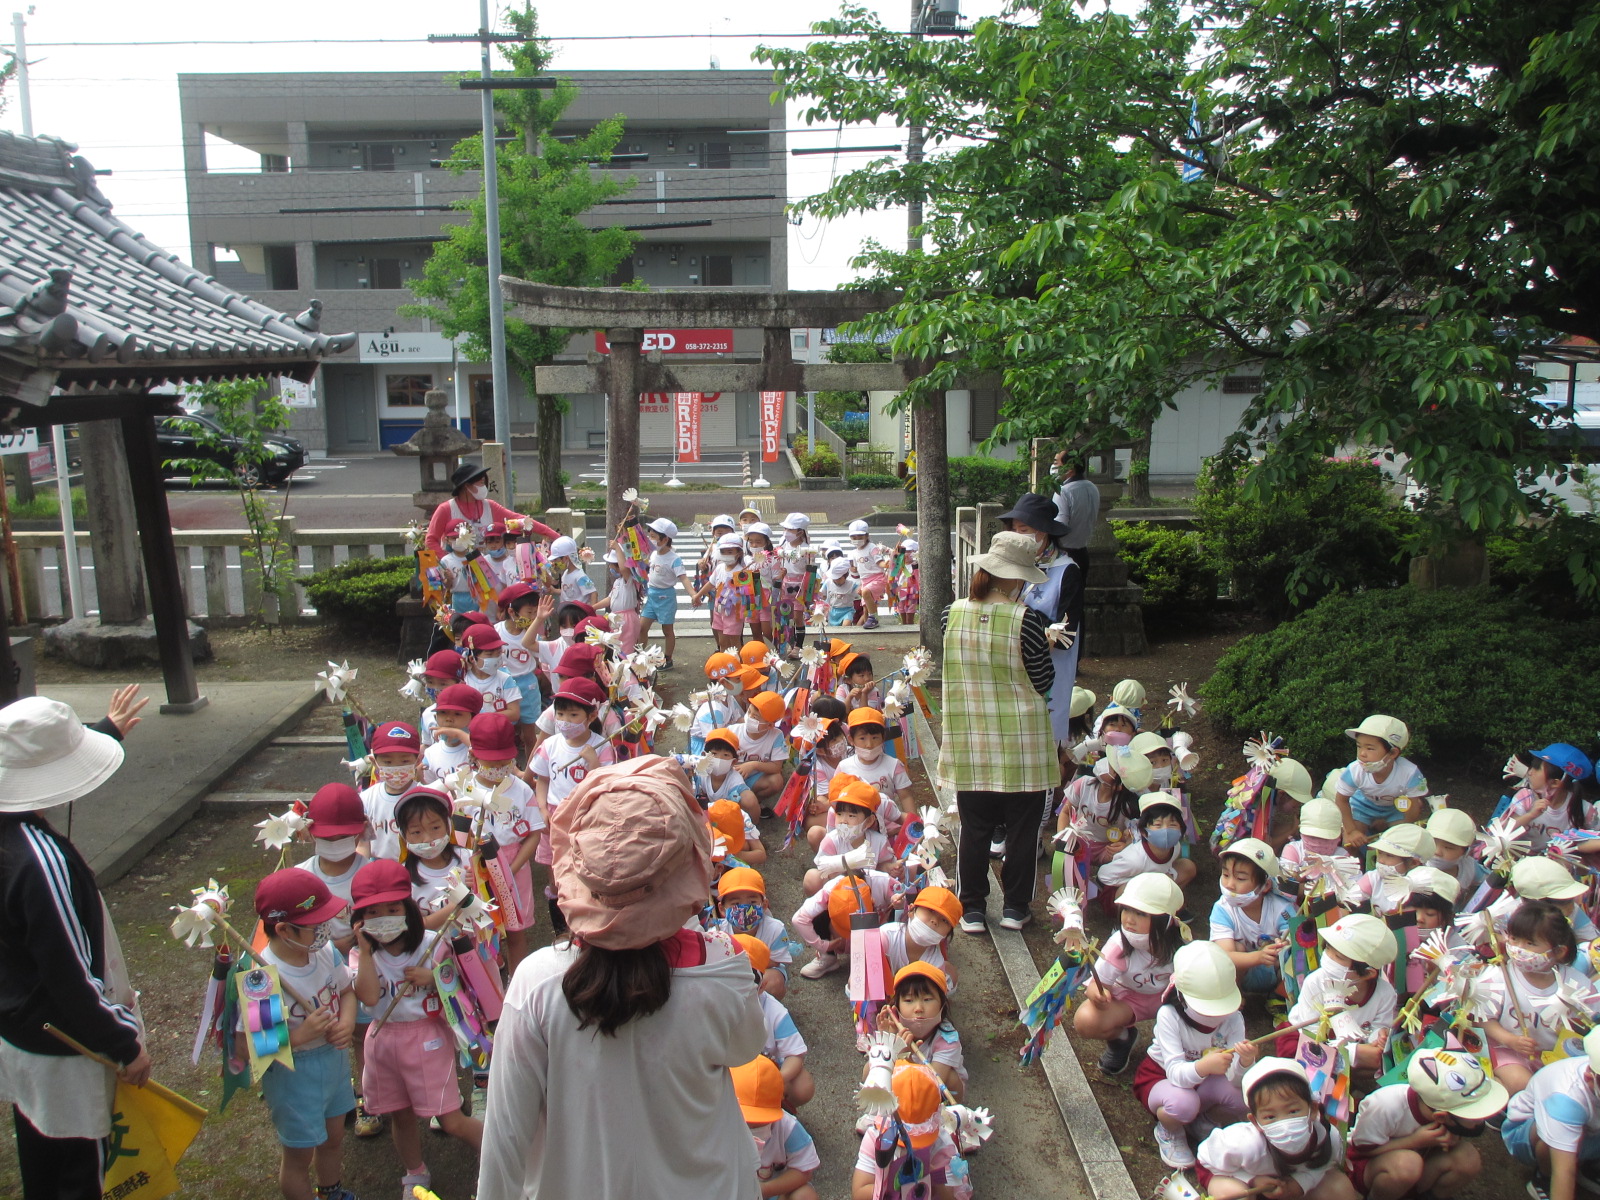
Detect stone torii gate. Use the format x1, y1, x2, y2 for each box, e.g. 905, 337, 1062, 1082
505, 280, 976, 655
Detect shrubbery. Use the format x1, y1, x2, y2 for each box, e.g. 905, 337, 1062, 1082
800, 446, 842, 477
948, 456, 1031, 507
302, 555, 413, 634
1193, 457, 1415, 617
1114, 521, 1217, 628
1201, 586, 1600, 766
1486, 510, 1600, 620
847, 472, 901, 490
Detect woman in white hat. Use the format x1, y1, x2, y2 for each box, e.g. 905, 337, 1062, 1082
0, 686, 150, 1198
938, 531, 1055, 936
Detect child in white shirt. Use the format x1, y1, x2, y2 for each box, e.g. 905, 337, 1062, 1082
638, 520, 689, 667
420, 686, 481, 784
837, 707, 913, 818
1286, 914, 1398, 1083
803, 778, 899, 896
547, 535, 596, 605
731, 935, 814, 1110
1484, 900, 1597, 1096
459, 712, 544, 973
458, 623, 521, 722
1098, 792, 1198, 893
822, 557, 859, 626
360, 721, 423, 861
1334, 714, 1428, 847
1209, 837, 1292, 995
1196, 1058, 1352, 1200
595, 547, 641, 654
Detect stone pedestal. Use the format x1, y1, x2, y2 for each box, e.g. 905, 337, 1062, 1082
1082, 474, 1147, 656
395, 595, 435, 664
45, 616, 212, 669
393, 388, 483, 522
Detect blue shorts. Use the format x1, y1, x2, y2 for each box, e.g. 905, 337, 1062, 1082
1347, 792, 1402, 828
1503, 1113, 1600, 1169
450, 592, 476, 615
828, 605, 854, 625
511, 673, 543, 724
642, 586, 678, 624
261, 1042, 356, 1148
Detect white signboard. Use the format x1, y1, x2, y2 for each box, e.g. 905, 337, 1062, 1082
0, 429, 40, 454
357, 331, 457, 362
279, 378, 315, 409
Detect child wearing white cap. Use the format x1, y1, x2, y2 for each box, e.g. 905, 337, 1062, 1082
696, 513, 737, 590
1424, 807, 1488, 900
846, 519, 888, 629
777, 513, 816, 650
595, 545, 641, 655
1332, 714, 1429, 848
822, 556, 859, 627
1195, 1057, 1353, 1200
1351, 822, 1436, 916
638, 518, 687, 669
1056, 746, 1151, 864
1209, 838, 1292, 995
1487, 858, 1600, 943
692, 532, 749, 650
1072, 874, 1187, 1075
743, 522, 783, 645
1277, 797, 1361, 900
1498, 1026, 1600, 1200
1285, 914, 1398, 1082
547, 535, 596, 606
1097, 792, 1198, 892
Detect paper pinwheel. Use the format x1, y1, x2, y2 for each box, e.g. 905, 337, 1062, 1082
255, 808, 309, 851
584, 626, 623, 652
916, 805, 949, 855
441, 870, 498, 931
944, 1105, 995, 1153
670, 703, 695, 732
857, 1032, 907, 1116
902, 648, 935, 687
620, 487, 649, 510
792, 712, 826, 745
1047, 886, 1087, 947
168, 880, 230, 948
1242, 734, 1280, 771
1454, 909, 1496, 950
798, 644, 826, 669
1411, 929, 1467, 973
1167, 682, 1199, 718
1045, 622, 1076, 649
402, 521, 425, 553
1300, 851, 1361, 900
1477, 816, 1531, 875
1530, 977, 1600, 1026
315, 660, 358, 705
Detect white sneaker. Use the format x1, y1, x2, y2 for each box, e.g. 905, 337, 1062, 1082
800, 951, 842, 979
1153, 1123, 1195, 1168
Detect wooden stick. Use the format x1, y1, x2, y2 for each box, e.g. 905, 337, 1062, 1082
1199, 1008, 1351, 1060
367, 899, 469, 1036
876, 1007, 963, 1109
211, 914, 313, 1011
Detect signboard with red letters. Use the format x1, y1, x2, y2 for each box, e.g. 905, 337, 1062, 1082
759, 391, 784, 463
673, 392, 702, 463
595, 329, 734, 355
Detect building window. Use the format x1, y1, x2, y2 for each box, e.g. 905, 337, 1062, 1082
1222, 375, 1265, 394
702, 141, 732, 169
705, 255, 733, 286
386, 373, 433, 407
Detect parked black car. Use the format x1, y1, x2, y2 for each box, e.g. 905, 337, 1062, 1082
157, 414, 306, 488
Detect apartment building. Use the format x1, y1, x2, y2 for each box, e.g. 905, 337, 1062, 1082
178, 70, 787, 454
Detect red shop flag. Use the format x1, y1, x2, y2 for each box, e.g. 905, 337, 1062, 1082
674, 392, 702, 464
759, 391, 785, 463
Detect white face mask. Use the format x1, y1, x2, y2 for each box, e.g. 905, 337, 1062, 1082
705, 756, 732, 777
1427, 855, 1458, 874
721, 552, 740, 564
469, 483, 488, 500
376, 764, 415, 790
745, 718, 770, 737
1122, 929, 1151, 951
907, 915, 944, 947
750, 1123, 773, 1152
1320, 958, 1351, 981
785, 530, 802, 544
476, 654, 501, 674
559, 628, 576, 642
314, 836, 358, 860
407, 837, 450, 860
476, 763, 513, 783
899, 1010, 941, 1039
1150, 767, 1173, 789
1260, 1115, 1314, 1154
833, 820, 866, 847
1220, 887, 1259, 908
855, 746, 883, 764
362, 915, 409, 943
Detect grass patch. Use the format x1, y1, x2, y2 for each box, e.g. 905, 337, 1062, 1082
9, 486, 87, 520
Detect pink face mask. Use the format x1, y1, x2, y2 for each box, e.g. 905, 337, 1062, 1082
1103, 731, 1132, 747
1303, 834, 1341, 856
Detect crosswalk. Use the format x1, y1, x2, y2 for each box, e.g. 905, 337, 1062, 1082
581, 524, 874, 629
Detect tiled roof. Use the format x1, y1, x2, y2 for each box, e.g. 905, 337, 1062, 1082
0, 131, 354, 398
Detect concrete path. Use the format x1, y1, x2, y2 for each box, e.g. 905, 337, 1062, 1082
37, 682, 320, 883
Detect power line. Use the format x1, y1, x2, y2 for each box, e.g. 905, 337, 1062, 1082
25, 32, 878, 47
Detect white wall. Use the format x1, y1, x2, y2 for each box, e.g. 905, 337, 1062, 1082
1148, 382, 1253, 481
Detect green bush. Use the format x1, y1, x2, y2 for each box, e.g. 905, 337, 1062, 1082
302, 555, 413, 634
848, 473, 901, 490
1486, 511, 1600, 620
800, 446, 842, 477
831, 416, 869, 445
1201, 586, 1600, 766
1114, 521, 1217, 628
1194, 457, 1415, 617
948, 456, 1031, 508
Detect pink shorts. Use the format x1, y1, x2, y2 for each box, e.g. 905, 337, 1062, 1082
362, 1017, 462, 1117
1489, 1044, 1541, 1073
1109, 985, 1166, 1022
712, 610, 743, 636
616, 609, 641, 654
859, 575, 888, 602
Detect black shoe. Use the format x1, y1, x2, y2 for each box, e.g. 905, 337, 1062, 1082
959, 910, 988, 935
1098, 1028, 1140, 1075
662, 658, 674, 670
759, 806, 776, 820
999, 908, 1033, 930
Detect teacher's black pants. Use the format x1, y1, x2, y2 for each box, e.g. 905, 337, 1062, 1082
13, 1106, 105, 1200
955, 789, 1049, 914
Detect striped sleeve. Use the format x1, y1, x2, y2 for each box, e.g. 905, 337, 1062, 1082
18, 824, 142, 1063
1019, 607, 1054, 695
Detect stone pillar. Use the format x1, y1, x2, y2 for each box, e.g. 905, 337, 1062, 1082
914, 391, 951, 661
604, 328, 642, 534
79, 419, 146, 624
1081, 466, 1147, 656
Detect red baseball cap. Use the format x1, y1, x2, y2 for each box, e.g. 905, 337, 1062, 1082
555, 643, 603, 678
469, 712, 518, 760
460, 624, 504, 653
434, 684, 484, 716
306, 782, 365, 837
423, 650, 464, 681
566, 600, 598, 619
552, 677, 607, 710
573, 615, 613, 639
370, 720, 421, 757
499, 581, 536, 610
255, 867, 346, 926
459, 612, 491, 627
350, 859, 412, 910
395, 785, 453, 827
484, 521, 508, 538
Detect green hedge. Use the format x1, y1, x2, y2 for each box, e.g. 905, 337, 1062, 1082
1194, 457, 1415, 617
1114, 521, 1217, 628
1487, 511, 1600, 620
1201, 586, 1600, 766
848, 473, 901, 490
800, 446, 842, 477
948, 456, 1031, 508
302, 555, 413, 634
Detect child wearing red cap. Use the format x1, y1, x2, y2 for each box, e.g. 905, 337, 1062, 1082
493, 583, 548, 759
420, 685, 482, 784
415, 649, 464, 744
531, 645, 625, 748
250, 867, 358, 1200
526, 680, 617, 926
458, 624, 521, 723
360, 721, 423, 862
463, 713, 545, 972
349, 859, 482, 1197
394, 789, 474, 930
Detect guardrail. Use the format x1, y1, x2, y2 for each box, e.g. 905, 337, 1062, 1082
952, 502, 1004, 596
10, 520, 410, 626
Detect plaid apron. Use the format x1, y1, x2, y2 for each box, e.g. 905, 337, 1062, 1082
937, 598, 1056, 792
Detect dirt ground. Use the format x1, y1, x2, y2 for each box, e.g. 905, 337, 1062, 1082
2, 620, 1542, 1200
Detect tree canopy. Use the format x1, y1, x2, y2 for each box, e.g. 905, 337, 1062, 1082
403, 4, 635, 506
758, 0, 1600, 581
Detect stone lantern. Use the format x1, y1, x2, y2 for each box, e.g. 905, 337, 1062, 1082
391, 387, 483, 519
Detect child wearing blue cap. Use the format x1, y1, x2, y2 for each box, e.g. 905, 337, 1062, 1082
1503, 743, 1597, 854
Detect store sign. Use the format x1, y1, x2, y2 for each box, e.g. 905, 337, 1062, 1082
759, 391, 784, 463
279, 378, 315, 408
357, 332, 457, 362
595, 329, 734, 355
673, 392, 702, 463
0, 429, 39, 454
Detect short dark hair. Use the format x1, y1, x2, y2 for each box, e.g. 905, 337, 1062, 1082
557, 603, 590, 628
809, 696, 847, 721
847, 655, 874, 676
353, 896, 426, 956
1507, 898, 1578, 963
1219, 851, 1269, 889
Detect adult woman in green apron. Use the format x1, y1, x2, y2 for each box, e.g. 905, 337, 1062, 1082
937, 532, 1056, 935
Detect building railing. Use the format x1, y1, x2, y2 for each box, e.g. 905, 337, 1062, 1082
952, 503, 1004, 597
10, 522, 410, 627
790, 399, 849, 463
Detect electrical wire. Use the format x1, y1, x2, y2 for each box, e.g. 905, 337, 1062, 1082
24, 32, 889, 47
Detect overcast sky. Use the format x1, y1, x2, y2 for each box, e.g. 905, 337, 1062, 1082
1, 0, 1012, 289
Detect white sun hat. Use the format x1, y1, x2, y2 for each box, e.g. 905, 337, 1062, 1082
1319, 913, 1396, 966
647, 517, 679, 539
1128, 731, 1171, 758
550, 535, 579, 559
1118, 873, 1183, 918
1425, 807, 1476, 849
1345, 714, 1410, 751
1223, 837, 1281, 880
0, 697, 126, 812
1370, 822, 1435, 862
1299, 797, 1344, 840
1242, 1057, 1309, 1103
1405, 866, 1460, 904
711, 513, 736, 530
848, 519, 870, 536
1111, 679, 1146, 710
1271, 757, 1316, 804
1511, 857, 1586, 902
1069, 687, 1097, 718
780, 512, 811, 531
1172, 941, 1242, 1018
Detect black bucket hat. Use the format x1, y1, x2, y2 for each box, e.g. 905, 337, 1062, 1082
999, 492, 1068, 539
449, 461, 491, 493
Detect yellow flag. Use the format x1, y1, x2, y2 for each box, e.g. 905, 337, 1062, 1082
101, 1079, 207, 1200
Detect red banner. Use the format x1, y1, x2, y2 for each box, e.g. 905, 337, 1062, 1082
759, 391, 785, 463
673, 392, 702, 463
595, 329, 734, 355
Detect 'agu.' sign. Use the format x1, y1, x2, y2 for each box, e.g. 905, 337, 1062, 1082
594, 329, 734, 355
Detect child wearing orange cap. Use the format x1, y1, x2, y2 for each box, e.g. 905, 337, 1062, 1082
790, 867, 900, 978
803, 778, 901, 896
839, 708, 914, 818
801, 698, 852, 847
709, 797, 768, 869
817, 769, 903, 848
737, 691, 790, 815
714, 868, 796, 999
878, 962, 966, 1101
834, 653, 884, 711
733, 935, 814, 1110
731, 1056, 820, 1200
682, 728, 760, 822
851, 1063, 963, 1200
689, 651, 747, 754
880, 885, 961, 989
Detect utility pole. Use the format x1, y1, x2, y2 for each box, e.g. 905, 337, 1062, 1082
475, 0, 511, 451
12, 10, 83, 618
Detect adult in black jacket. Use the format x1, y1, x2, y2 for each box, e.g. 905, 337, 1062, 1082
0, 685, 150, 1200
